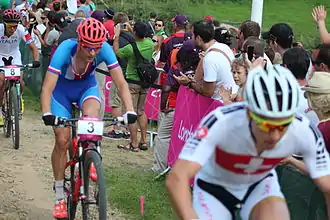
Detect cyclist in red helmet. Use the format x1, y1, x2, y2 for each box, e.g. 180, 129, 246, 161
41, 18, 137, 219
0, 9, 40, 126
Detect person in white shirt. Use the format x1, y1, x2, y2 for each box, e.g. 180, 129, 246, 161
174, 20, 238, 101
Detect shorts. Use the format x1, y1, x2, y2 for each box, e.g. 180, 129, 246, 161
109, 82, 122, 108
51, 76, 101, 118
128, 83, 147, 115
192, 170, 284, 220
0, 54, 22, 67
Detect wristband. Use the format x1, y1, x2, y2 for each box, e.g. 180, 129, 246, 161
42, 112, 52, 116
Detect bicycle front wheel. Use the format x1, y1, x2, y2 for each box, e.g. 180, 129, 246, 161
82, 148, 107, 220
11, 85, 20, 149
3, 85, 12, 138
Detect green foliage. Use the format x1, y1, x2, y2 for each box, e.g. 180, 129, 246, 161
98, 0, 328, 50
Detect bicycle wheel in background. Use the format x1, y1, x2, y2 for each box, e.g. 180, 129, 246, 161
10, 85, 19, 149
2, 85, 11, 138
82, 147, 107, 220
66, 142, 78, 220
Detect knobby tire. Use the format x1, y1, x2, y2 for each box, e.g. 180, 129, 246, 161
82, 148, 107, 220
11, 85, 19, 149
3, 84, 11, 138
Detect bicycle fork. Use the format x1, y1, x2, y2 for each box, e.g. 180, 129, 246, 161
74, 142, 101, 201
15, 81, 22, 118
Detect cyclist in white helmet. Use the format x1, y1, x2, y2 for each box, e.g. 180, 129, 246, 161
166, 63, 330, 220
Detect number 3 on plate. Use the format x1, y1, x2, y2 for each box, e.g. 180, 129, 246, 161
77, 120, 104, 136
87, 122, 95, 133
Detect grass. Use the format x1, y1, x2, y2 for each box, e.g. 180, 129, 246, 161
104, 0, 330, 48
183, 0, 330, 47
23, 86, 40, 112
105, 167, 176, 220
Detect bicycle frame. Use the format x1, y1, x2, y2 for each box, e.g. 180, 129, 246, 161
68, 133, 102, 202
1, 63, 33, 149
63, 106, 122, 203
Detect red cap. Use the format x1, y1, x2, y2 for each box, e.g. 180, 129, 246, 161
204, 15, 213, 21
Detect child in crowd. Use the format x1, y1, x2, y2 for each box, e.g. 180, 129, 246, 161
218, 58, 249, 104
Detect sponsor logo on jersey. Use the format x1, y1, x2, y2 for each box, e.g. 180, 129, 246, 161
195, 126, 208, 139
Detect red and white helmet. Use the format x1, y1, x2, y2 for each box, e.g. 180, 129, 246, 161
77, 18, 107, 46
2, 9, 21, 23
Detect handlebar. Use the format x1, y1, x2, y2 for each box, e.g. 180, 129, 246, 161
56, 116, 125, 127
0, 63, 35, 70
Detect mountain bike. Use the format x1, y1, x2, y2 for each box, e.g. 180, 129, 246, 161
56, 104, 124, 220
1, 62, 34, 149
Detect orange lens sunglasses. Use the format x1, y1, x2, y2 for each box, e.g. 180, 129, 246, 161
249, 111, 293, 132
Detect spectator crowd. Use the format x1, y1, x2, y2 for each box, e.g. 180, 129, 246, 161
4, 0, 330, 176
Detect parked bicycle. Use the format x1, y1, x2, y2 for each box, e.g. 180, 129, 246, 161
1, 60, 34, 149
53, 103, 124, 220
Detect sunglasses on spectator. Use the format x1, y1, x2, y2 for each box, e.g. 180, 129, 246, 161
5, 23, 18, 29
249, 111, 293, 132
155, 23, 163, 27
41, 17, 47, 20
152, 39, 158, 43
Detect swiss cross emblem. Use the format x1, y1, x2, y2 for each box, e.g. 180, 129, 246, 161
215, 147, 284, 175
195, 126, 208, 139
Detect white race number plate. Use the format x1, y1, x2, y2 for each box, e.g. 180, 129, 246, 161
77, 120, 104, 136
4, 67, 20, 77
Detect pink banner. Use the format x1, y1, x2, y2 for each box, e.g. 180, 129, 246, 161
104, 76, 113, 113
167, 86, 223, 168
144, 88, 161, 120
104, 76, 160, 120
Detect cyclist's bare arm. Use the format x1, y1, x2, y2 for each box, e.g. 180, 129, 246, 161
166, 111, 222, 220
27, 42, 40, 62
109, 67, 134, 112
166, 159, 200, 220
41, 72, 59, 113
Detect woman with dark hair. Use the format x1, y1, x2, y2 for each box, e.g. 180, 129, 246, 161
152, 39, 201, 173
152, 40, 200, 172
166, 40, 201, 91
214, 27, 233, 47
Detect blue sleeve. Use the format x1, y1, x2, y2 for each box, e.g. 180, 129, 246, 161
48, 39, 74, 75
98, 42, 120, 71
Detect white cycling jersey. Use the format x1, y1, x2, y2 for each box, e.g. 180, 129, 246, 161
0, 23, 33, 65
179, 102, 330, 219
180, 102, 330, 188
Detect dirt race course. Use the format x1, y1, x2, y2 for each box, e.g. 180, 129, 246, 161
0, 111, 153, 220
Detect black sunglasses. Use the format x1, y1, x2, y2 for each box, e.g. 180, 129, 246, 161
152, 39, 158, 43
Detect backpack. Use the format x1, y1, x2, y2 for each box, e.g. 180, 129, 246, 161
169, 32, 192, 67
123, 36, 158, 88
